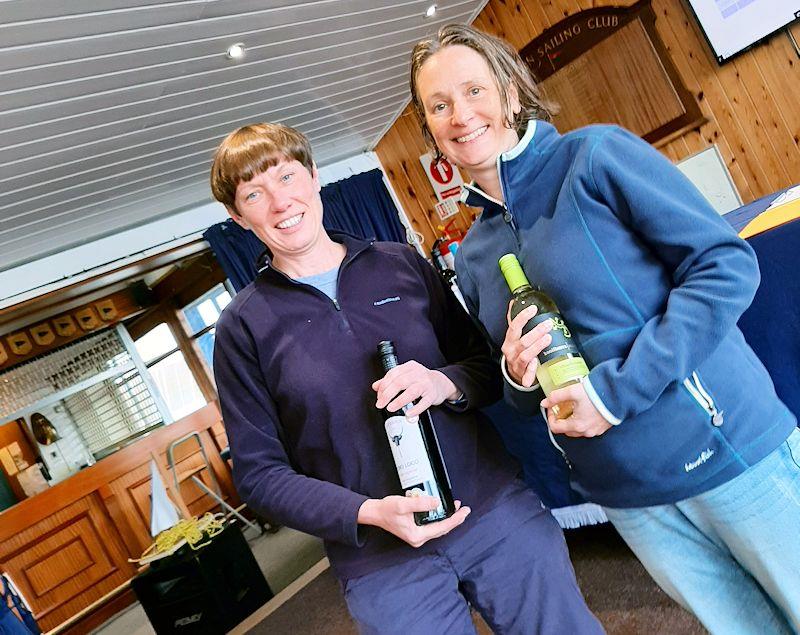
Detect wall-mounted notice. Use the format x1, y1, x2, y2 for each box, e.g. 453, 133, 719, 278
676, 145, 742, 215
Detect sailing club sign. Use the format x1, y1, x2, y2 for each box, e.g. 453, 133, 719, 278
520, 0, 654, 82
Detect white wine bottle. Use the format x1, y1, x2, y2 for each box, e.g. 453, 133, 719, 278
377, 340, 455, 525
498, 254, 589, 419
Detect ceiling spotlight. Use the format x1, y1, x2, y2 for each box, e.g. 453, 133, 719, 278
425, 4, 437, 18
226, 43, 246, 60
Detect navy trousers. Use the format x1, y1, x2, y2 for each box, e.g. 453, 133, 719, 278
343, 480, 604, 634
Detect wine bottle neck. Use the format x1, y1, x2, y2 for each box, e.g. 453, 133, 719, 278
498, 254, 531, 293
377, 340, 399, 373
379, 354, 398, 373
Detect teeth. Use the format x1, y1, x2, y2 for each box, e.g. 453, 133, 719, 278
456, 126, 488, 143
276, 214, 303, 229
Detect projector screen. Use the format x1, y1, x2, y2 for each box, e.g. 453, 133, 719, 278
686, 0, 800, 62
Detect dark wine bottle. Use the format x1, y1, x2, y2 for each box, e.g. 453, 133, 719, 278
376, 340, 455, 525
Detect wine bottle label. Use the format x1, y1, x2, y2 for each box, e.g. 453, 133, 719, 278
527, 312, 580, 364
385, 414, 437, 492
549, 356, 589, 385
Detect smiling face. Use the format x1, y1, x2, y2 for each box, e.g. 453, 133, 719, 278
415, 45, 520, 183
228, 158, 326, 269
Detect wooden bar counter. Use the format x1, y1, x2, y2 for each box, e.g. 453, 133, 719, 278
0, 402, 238, 633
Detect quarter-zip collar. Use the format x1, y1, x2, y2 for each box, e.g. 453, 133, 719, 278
255, 232, 374, 283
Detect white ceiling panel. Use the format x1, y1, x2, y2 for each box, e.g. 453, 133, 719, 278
0, 0, 487, 272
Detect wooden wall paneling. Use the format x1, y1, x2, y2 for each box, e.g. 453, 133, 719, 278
200, 426, 238, 503
0, 405, 222, 539
748, 40, 800, 177
659, 139, 681, 162
650, 0, 771, 197
667, 0, 784, 196
648, 0, 753, 199
534, 0, 576, 28
574, 0, 599, 10
721, 59, 792, 190
394, 113, 444, 239
104, 461, 161, 556
596, 20, 688, 132
519, 0, 554, 33
483, 1, 536, 48
0, 419, 38, 502
472, 4, 503, 38
536, 16, 694, 143
173, 457, 213, 514
97, 481, 147, 560
375, 118, 437, 249
676, 126, 701, 154
756, 37, 800, 152
210, 419, 229, 453
0, 494, 134, 631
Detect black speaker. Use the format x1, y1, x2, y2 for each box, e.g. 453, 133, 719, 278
131, 524, 273, 634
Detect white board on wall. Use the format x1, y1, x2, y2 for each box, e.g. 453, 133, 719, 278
675, 144, 742, 215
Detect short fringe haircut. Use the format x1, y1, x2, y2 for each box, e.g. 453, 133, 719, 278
210, 122, 314, 213
409, 24, 555, 159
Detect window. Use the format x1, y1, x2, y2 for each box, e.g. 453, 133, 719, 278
134, 323, 206, 421
0, 330, 165, 481
181, 283, 232, 371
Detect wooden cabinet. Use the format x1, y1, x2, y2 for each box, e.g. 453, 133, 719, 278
0, 418, 38, 502
0, 402, 237, 633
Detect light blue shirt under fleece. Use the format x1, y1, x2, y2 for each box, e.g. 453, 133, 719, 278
297, 265, 339, 300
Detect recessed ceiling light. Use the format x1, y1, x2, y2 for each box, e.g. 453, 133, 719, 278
425, 4, 437, 18
226, 43, 245, 60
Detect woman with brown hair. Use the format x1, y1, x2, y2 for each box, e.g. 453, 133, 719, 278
410, 23, 800, 634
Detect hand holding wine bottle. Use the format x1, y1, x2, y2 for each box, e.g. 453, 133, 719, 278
357, 496, 470, 548
502, 302, 556, 389
374, 341, 456, 526
372, 359, 461, 417
541, 384, 613, 438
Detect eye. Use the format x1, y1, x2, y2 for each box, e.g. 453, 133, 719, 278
469, 86, 482, 97
244, 191, 259, 202
280, 172, 294, 183
431, 102, 448, 114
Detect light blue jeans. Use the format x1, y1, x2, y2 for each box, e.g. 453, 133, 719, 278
604, 427, 800, 635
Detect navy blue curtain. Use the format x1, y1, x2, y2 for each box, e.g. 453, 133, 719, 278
203, 168, 406, 291
320, 169, 406, 244
202, 222, 264, 292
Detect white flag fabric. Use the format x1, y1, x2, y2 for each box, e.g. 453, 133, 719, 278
150, 459, 180, 537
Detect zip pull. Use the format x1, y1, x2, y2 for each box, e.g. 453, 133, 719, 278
332, 298, 341, 311
685, 373, 724, 427
541, 406, 572, 468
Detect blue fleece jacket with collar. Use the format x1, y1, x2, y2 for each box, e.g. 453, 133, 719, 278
456, 121, 796, 508
213, 234, 516, 580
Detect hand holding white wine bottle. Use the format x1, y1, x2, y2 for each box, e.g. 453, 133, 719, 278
499, 254, 589, 419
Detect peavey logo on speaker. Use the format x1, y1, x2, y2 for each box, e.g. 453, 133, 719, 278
174, 612, 203, 627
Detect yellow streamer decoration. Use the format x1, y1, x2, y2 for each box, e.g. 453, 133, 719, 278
131, 513, 226, 565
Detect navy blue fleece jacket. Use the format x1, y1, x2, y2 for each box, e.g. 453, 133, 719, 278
214, 234, 516, 579
457, 121, 795, 508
